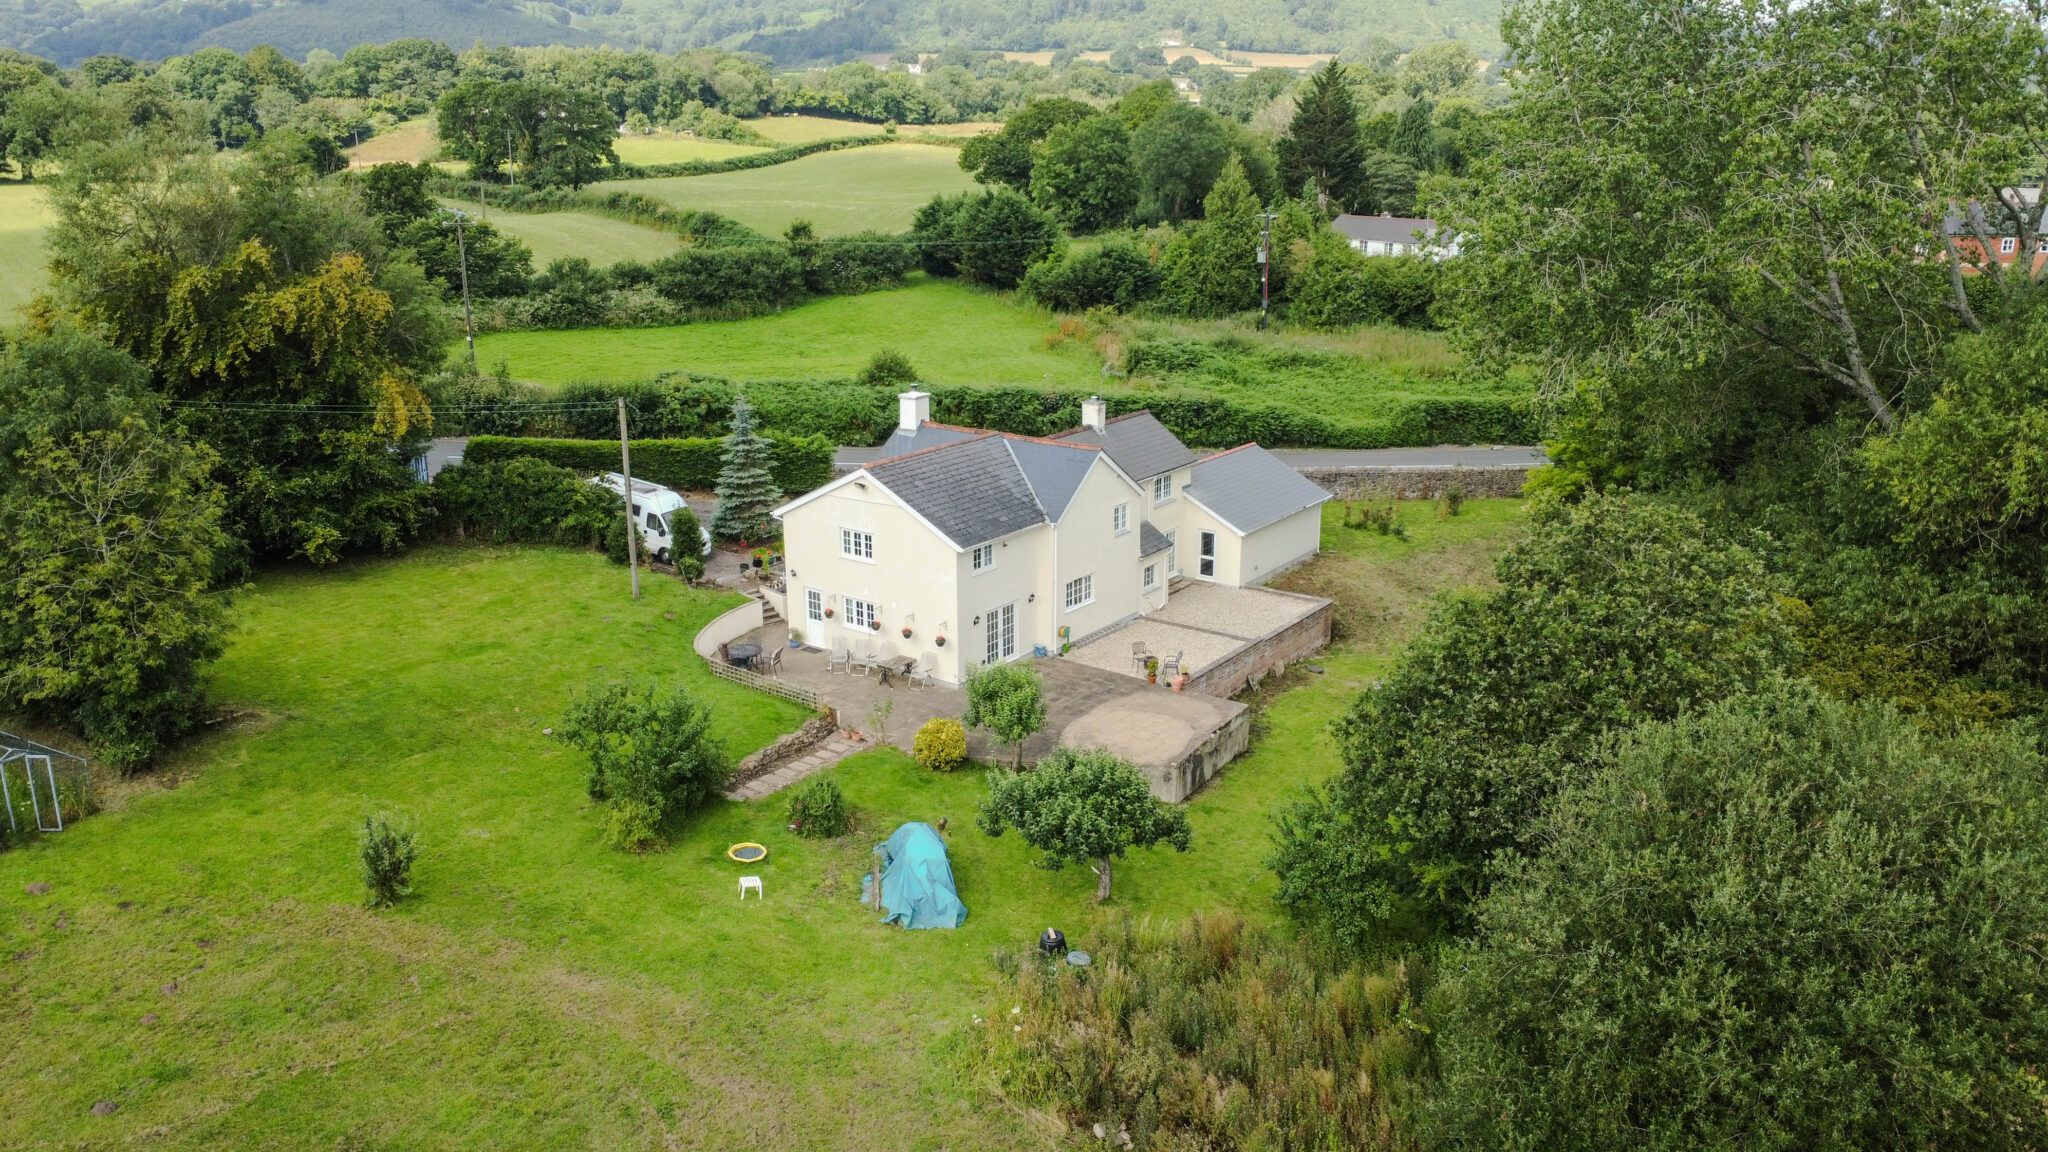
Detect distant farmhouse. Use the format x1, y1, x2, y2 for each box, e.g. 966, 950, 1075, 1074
1332, 213, 1461, 260
1942, 187, 2045, 274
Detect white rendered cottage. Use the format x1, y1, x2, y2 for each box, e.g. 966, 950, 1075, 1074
772, 391, 1331, 686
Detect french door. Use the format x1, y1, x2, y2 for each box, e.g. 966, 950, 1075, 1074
985, 603, 1016, 664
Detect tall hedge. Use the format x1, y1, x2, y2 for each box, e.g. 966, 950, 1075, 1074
463, 432, 834, 496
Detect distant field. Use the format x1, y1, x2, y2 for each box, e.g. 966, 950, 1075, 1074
441, 201, 679, 269
999, 50, 1112, 65
0, 183, 52, 320
472, 278, 1101, 387
592, 143, 979, 235
903, 121, 1002, 138
745, 114, 887, 145
1235, 49, 1337, 69
345, 118, 437, 168
612, 133, 766, 165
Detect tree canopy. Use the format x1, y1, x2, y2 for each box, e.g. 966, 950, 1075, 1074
978, 746, 1191, 902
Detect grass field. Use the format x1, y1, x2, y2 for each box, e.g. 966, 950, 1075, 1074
444, 200, 681, 269
0, 182, 52, 321
344, 118, 437, 168
0, 504, 1524, 1148
595, 143, 978, 235
612, 133, 767, 166
745, 114, 897, 145
473, 279, 1101, 387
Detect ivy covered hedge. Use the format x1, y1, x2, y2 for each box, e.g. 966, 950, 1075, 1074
463, 432, 835, 495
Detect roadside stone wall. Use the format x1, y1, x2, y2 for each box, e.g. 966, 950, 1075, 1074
1305, 466, 1533, 500
730, 709, 840, 788
1184, 599, 1335, 700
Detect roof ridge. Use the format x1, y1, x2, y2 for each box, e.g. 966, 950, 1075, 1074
1049, 408, 1157, 440
868, 430, 997, 469
1196, 442, 1260, 464
1001, 431, 1101, 451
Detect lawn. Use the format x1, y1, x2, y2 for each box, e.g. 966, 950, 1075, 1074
0, 182, 53, 321
473, 278, 1103, 387
745, 114, 893, 145
594, 143, 979, 235
443, 200, 681, 269
612, 133, 768, 166
0, 503, 1525, 1148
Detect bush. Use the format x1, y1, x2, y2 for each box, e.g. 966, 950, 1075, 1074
431, 457, 616, 548
912, 717, 968, 771
785, 776, 850, 838
963, 662, 1046, 769
1425, 682, 2048, 1150
1021, 242, 1163, 313
857, 350, 919, 388
953, 189, 1061, 288
813, 232, 917, 295
1288, 243, 1440, 330
555, 681, 730, 851
461, 433, 834, 497
649, 244, 805, 314
1272, 494, 1797, 950
980, 912, 1422, 1150
358, 813, 419, 908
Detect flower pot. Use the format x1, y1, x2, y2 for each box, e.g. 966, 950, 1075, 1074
901, 628, 913, 639
824, 608, 835, 618
935, 635, 946, 647
871, 620, 882, 631
1147, 673, 1157, 685
1171, 674, 1188, 692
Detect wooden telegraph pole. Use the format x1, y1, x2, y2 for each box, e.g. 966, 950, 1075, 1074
617, 397, 641, 599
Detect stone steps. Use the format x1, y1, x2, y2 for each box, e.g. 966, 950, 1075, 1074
723, 735, 863, 801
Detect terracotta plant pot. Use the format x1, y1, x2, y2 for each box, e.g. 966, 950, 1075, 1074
824, 608, 834, 618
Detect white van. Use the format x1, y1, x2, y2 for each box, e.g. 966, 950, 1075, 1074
591, 472, 711, 564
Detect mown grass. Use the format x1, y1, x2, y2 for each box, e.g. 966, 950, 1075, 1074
0, 181, 53, 321
0, 506, 1525, 1147
594, 143, 979, 235
612, 133, 768, 166
344, 118, 438, 168
442, 199, 682, 269
474, 278, 1103, 387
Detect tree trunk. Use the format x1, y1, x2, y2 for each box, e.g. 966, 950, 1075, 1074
1094, 856, 1112, 903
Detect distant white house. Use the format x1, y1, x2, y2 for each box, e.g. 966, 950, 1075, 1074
1332, 213, 1461, 260
771, 393, 1331, 686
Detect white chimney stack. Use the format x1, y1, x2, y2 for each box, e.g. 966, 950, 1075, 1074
1081, 395, 1107, 432
898, 389, 931, 433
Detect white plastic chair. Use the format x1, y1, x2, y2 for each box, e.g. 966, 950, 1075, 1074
910, 654, 936, 689
739, 875, 763, 900
828, 640, 851, 675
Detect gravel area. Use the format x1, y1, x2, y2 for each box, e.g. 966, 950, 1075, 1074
1148, 582, 1327, 640
1065, 620, 1243, 681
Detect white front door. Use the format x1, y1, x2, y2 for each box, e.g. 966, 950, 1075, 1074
985, 603, 1017, 665
803, 588, 827, 648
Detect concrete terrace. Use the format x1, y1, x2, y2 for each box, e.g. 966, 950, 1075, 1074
1065, 582, 1330, 688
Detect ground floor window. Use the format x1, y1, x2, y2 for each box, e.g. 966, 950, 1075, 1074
845, 598, 876, 630
1143, 563, 1157, 590
1064, 574, 1093, 610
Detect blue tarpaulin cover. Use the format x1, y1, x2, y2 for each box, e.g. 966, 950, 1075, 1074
865, 822, 967, 929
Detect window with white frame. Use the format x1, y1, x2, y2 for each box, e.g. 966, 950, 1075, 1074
971, 543, 995, 571
1143, 563, 1157, 590
840, 528, 873, 561
1064, 574, 1093, 610
2001, 237, 2018, 254
1112, 503, 1129, 534
1152, 474, 1173, 503
845, 598, 876, 629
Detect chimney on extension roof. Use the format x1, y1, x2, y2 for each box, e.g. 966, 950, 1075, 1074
897, 389, 931, 433
1081, 395, 1107, 432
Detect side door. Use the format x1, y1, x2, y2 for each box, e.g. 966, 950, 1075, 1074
1199, 531, 1217, 579
803, 588, 827, 648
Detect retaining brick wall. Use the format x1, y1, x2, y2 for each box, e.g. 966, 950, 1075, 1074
1185, 599, 1335, 700
1304, 465, 1534, 500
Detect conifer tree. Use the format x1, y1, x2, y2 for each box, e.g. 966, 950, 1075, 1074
1390, 98, 1438, 172
1277, 60, 1367, 213
711, 396, 781, 543
1157, 155, 1264, 317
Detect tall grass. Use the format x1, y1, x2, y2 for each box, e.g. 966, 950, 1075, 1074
979, 910, 1427, 1151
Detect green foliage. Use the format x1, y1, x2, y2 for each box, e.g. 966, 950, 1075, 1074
856, 349, 919, 388
911, 717, 967, 772
1288, 241, 1440, 330
981, 912, 1421, 1150
1273, 494, 1795, 950
357, 813, 419, 909
1157, 155, 1262, 317
1028, 114, 1136, 233
430, 457, 616, 550
709, 396, 782, 543
1426, 682, 2048, 1150
394, 212, 535, 301
951, 189, 1061, 289
978, 745, 1191, 902
785, 776, 850, 838
962, 661, 1045, 769
649, 242, 804, 315
1277, 61, 1366, 211
1020, 241, 1161, 313
461, 433, 834, 497
437, 78, 618, 189
1130, 101, 1232, 223
957, 97, 1093, 190
556, 680, 730, 851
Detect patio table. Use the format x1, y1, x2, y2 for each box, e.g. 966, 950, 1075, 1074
876, 655, 915, 687
727, 640, 763, 669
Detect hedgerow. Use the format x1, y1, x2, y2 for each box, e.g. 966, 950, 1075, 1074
462, 433, 835, 495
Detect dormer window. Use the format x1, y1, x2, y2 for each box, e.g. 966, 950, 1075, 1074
1152, 475, 1174, 504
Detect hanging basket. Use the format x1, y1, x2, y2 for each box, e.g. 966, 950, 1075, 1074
935, 635, 947, 647
870, 619, 883, 631
901, 627, 913, 639
824, 607, 835, 618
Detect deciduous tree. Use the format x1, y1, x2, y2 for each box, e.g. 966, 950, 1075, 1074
1029, 113, 1135, 233
978, 746, 1191, 902
963, 662, 1045, 768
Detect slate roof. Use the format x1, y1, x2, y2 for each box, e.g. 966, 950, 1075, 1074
1184, 444, 1333, 534
1138, 520, 1173, 557
878, 421, 981, 457
1332, 213, 1439, 246
1005, 436, 1098, 522
1054, 411, 1197, 481
865, 435, 1048, 549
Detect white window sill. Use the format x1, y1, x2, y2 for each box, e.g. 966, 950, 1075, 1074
839, 553, 876, 564
1064, 600, 1094, 613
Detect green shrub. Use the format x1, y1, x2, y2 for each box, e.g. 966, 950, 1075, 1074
1287, 242, 1440, 330
857, 350, 919, 388
461, 433, 833, 497
650, 244, 805, 314
1021, 242, 1162, 313
431, 457, 616, 548
555, 681, 731, 851
785, 776, 850, 838
358, 813, 419, 908
963, 663, 1046, 769
813, 232, 918, 295
1437, 482, 1466, 518
912, 717, 968, 771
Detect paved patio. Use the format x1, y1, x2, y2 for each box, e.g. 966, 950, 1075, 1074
1064, 582, 1329, 682
729, 620, 1248, 799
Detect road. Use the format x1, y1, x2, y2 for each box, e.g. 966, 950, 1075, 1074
834, 444, 1548, 469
